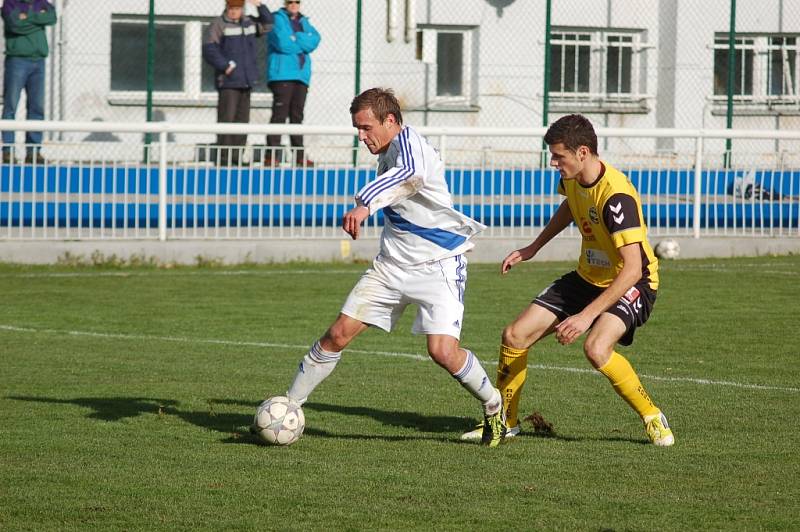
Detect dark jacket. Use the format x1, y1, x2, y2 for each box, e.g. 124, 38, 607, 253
2, 0, 57, 59
203, 5, 273, 90
267, 8, 320, 86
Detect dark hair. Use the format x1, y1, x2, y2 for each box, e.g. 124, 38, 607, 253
349, 88, 403, 125
543, 114, 598, 155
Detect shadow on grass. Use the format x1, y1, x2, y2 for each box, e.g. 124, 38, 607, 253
6, 395, 250, 441
6, 395, 647, 446
6, 395, 475, 445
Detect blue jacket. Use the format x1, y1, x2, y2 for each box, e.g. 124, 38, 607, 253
267, 8, 320, 86
202, 6, 273, 90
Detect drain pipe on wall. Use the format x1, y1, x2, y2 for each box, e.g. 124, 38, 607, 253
387, 0, 398, 42
404, 0, 416, 43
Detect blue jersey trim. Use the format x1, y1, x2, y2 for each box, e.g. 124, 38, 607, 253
382, 207, 467, 250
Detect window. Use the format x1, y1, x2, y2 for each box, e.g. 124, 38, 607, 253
712, 34, 799, 106
713, 36, 754, 96
550, 33, 591, 94
436, 32, 464, 97
417, 25, 478, 107
606, 35, 633, 94
548, 29, 650, 109
111, 22, 185, 92
769, 37, 797, 97
109, 15, 271, 105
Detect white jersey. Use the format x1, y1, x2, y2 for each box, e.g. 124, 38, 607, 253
355, 126, 486, 265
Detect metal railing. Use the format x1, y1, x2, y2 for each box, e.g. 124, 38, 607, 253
1, 120, 799, 241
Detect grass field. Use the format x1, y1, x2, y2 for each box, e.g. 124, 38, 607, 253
1, 255, 799, 530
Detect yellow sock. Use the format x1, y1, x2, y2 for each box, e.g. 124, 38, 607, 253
497, 344, 529, 428
597, 351, 660, 419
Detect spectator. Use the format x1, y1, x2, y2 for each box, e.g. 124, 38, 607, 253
203, 0, 273, 166
265, 0, 320, 166
1, 0, 57, 165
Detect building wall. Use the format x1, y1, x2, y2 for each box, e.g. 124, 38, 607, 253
7, 0, 800, 158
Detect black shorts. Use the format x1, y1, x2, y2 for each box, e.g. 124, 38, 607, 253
532, 271, 657, 346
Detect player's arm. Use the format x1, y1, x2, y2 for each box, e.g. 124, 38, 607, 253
554, 243, 641, 345
354, 130, 425, 215
502, 199, 573, 273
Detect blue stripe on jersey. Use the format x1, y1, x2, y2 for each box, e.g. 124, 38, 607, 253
360, 128, 415, 205
383, 206, 467, 250
361, 129, 414, 204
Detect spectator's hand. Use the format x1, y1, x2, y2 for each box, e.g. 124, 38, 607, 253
342, 206, 370, 240
19, 12, 27, 20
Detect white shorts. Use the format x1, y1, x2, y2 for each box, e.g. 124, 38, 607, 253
341, 254, 468, 339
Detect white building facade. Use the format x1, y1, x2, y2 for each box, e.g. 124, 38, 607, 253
8, 0, 800, 158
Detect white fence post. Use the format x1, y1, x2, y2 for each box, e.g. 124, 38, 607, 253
158, 130, 168, 242
693, 134, 704, 239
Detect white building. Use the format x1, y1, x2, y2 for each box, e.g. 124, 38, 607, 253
10, 0, 800, 159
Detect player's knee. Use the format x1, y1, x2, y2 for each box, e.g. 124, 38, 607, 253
321, 327, 350, 352
583, 338, 612, 368
427, 344, 459, 371
502, 323, 531, 349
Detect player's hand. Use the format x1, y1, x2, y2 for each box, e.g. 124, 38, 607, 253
342, 205, 370, 240
225, 65, 235, 76
501, 247, 534, 274
554, 314, 591, 345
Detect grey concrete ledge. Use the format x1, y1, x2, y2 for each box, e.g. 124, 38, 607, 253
0, 236, 797, 266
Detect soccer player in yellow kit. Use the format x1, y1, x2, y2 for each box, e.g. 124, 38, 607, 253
462, 113, 674, 446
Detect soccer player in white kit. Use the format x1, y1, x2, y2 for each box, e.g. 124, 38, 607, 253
283, 87, 508, 446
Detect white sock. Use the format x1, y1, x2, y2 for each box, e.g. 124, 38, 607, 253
452, 349, 501, 415
286, 341, 342, 405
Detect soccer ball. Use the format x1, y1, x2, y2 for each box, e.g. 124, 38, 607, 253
252, 396, 305, 446
654, 238, 680, 259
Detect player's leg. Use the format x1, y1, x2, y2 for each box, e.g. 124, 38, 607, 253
427, 334, 501, 412
286, 259, 404, 405
408, 255, 506, 446
427, 335, 507, 447
586, 313, 674, 446
461, 303, 558, 441
498, 303, 560, 430
286, 313, 368, 405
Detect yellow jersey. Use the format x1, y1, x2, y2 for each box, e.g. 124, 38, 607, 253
558, 162, 659, 290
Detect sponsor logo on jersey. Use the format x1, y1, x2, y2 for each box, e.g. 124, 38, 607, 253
581, 218, 593, 234
588, 206, 600, 224
609, 201, 625, 225
585, 249, 612, 268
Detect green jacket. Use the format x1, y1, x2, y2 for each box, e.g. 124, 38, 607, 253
2, 0, 57, 59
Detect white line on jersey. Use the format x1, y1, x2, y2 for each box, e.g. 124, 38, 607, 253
1, 323, 797, 394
